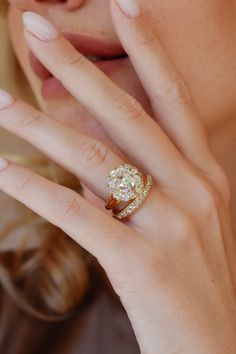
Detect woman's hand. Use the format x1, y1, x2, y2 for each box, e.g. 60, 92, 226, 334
0, 1, 236, 353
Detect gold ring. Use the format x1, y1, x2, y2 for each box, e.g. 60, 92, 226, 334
105, 164, 153, 220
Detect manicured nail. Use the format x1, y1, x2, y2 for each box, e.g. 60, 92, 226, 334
0, 157, 8, 171
23, 12, 59, 41
0, 89, 15, 109
115, 0, 141, 18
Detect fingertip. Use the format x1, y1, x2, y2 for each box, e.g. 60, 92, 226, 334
22, 12, 59, 42
0, 89, 15, 110
111, 0, 141, 19
0, 157, 9, 172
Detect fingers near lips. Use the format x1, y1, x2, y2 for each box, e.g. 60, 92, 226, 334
20, 11, 227, 209
22, 11, 192, 191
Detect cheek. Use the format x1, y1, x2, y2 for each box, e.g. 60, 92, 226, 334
8, 6, 26, 74
8, 6, 44, 103
140, 0, 236, 129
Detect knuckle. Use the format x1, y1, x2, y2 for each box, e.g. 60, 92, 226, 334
171, 215, 198, 252
20, 108, 43, 128
78, 138, 109, 168
212, 164, 231, 207
173, 210, 196, 241
61, 49, 86, 67
110, 91, 145, 122
220, 174, 231, 207
137, 31, 157, 48
165, 77, 193, 107
195, 178, 221, 214
14, 171, 34, 194
52, 191, 85, 221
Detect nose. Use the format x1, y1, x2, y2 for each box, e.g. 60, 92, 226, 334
9, 0, 86, 11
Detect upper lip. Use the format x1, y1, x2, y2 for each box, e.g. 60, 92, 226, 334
30, 32, 127, 81
63, 32, 126, 58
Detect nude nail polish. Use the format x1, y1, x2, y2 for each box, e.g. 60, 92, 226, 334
0, 157, 8, 171
23, 12, 59, 42
115, 0, 141, 18
0, 89, 15, 109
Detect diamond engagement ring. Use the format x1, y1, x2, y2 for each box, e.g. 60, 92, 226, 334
105, 164, 153, 220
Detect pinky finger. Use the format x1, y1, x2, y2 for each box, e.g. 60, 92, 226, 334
0, 157, 133, 268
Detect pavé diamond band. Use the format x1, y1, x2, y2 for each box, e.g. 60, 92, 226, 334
105, 164, 153, 220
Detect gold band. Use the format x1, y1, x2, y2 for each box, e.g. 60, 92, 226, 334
113, 175, 153, 219
105, 194, 119, 210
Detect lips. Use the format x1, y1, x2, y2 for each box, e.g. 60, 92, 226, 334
29, 32, 128, 99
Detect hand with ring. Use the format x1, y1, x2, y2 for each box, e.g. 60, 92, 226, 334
0, 1, 236, 353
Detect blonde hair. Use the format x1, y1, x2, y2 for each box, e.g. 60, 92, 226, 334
0, 1, 90, 321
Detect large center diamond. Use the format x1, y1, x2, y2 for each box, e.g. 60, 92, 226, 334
108, 164, 144, 202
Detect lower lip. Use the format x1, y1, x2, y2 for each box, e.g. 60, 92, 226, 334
41, 56, 129, 100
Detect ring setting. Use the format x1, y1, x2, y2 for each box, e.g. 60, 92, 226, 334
105, 164, 153, 219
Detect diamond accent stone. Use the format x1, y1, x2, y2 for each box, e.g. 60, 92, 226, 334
114, 175, 153, 219
108, 164, 144, 202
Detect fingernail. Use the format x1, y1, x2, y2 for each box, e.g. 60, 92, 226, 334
23, 12, 59, 42
0, 89, 15, 109
115, 0, 141, 18
0, 157, 8, 171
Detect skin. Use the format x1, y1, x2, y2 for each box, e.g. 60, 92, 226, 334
7, 0, 236, 228
0, 0, 236, 353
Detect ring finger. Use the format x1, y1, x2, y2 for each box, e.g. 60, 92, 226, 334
0, 94, 124, 200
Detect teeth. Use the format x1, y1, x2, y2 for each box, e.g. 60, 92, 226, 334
86, 55, 102, 62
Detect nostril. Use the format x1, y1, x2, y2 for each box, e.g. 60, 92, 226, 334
64, 0, 86, 11
10, 0, 85, 11
35, 0, 85, 10
35, 0, 66, 2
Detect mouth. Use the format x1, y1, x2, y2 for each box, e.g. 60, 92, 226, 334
29, 32, 128, 99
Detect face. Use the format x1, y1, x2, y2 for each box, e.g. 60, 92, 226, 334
7, 0, 236, 149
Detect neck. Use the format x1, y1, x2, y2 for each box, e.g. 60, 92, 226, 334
209, 116, 236, 234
